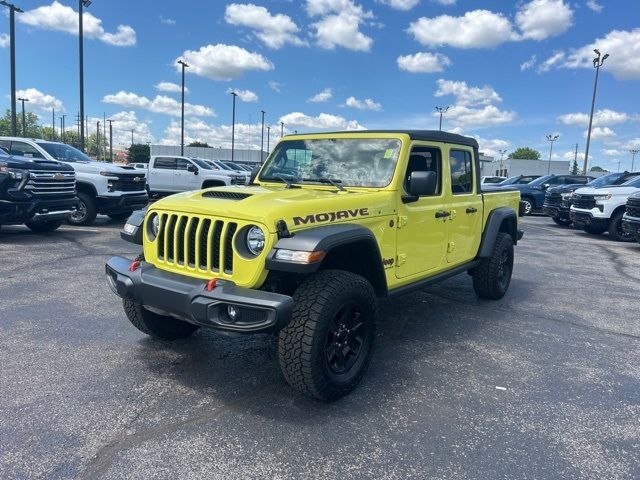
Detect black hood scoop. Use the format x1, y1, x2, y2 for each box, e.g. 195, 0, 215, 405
202, 191, 253, 200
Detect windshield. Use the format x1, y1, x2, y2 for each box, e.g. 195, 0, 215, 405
259, 138, 402, 188
215, 162, 233, 170
528, 175, 553, 186
621, 176, 640, 188
191, 158, 212, 169
37, 142, 93, 163
225, 162, 244, 170
588, 173, 623, 187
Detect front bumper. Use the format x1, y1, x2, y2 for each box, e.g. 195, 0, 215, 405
0, 196, 78, 225
622, 214, 640, 242
543, 203, 570, 220
569, 210, 610, 229
97, 193, 148, 214
105, 256, 294, 333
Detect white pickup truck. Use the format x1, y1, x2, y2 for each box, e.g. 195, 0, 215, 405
147, 156, 245, 194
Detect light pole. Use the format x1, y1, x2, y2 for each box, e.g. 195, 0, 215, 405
17, 97, 28, 137
0, 2, 23, 136
51, 108, 56, 140
107, 119, 114, 162
583, 49, 609, 174
631, 149, 639, 171
280, 122, 284, 137
230, 91, 237, 162
131, 129, 134, 146
260, 110, 265, 163
177, 59, 189, 156
61, 114, 67, 143
435, 106, 449, 131
498, 149, 507, 176
96, 121, 100, 159
546, 134, 559, 175
266, 126, 271, 154
78, 0, 93, 152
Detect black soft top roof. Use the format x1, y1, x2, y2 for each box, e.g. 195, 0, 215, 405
299, 130, 479, 149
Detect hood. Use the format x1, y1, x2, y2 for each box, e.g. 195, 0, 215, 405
73, 162, 139, 174
149, 184, 396, 233
547, 184, 586, 194
0, 154, 73, 172
576, 186, 640, 196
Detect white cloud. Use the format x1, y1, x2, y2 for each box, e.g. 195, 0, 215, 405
176, 44, 273, 81
15, 88, 64, 112
563, 28, 640, 80
269, 81, 282, 93
19, 1, 136, 47
227, 88, 259, 103
225, 3, 304, 49
586, 1, 603, 13
408, 10, 517, 49
397, 52, 451, 73
378, 0, 419, 10
161, 118, 268, 149
344, 96, 382, 111
520, 55, 537, 71
584, 127, 616, 140
601, 149, 622, 157
473, 136, 510, 157
558, 109, 630, 127
279, 111, 364, 130
159, 15, 176, 25
108, 111, 155, 145
435, 79, 501, 106
515, 0, 573, 41
103, 91, 214, 117
154, 82, 187, 94
623, 138, 640, 149
307, 0, 374, 51
537, 51, 566, 72
0, 33, 9, 48
308, 88, 333, 103
432, 0, 456, 4
441, 105, 516, 128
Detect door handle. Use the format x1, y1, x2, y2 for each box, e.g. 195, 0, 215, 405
466, 207, 478, 214
435, 210, 450, 219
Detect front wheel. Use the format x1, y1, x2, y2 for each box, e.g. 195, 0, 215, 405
608, 211, 633, 242
67, 192, 97, 226
472, 232, 514, 300
520, 198, 533, 215
278, 270, 377, 402
25, 220, 63, 233
552, 217, 572, 227
123, 299, 199, 340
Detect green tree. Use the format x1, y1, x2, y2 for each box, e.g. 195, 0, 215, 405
590, 166, 605, 172
0, 109, 42, 137
571, 158, 579, 174
188, 141, 210, 147
508, 147, 541, 160
126, 143, 150, 163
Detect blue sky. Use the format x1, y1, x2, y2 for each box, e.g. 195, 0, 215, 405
1, 0, 639, 170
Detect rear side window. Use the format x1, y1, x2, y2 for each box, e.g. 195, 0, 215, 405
10, 141, 45, 159
154, 157, 176, 169
571, 176, 590, 184
450, 149, 474, 194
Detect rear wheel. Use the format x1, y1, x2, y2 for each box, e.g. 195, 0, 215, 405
25, 220, 63, 233
108, 212, 132, 221
472, 232, 514, 300
552, 217, 572, 227
583, 225, 607, 235
278, 270, 377, 401
608, 210, 633, 242
67, 192, 97, 226
123, 299, 199, 340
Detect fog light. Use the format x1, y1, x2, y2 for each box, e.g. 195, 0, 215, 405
226, 305, 240, 322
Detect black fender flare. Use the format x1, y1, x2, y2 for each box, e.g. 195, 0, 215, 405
477, 207, 519, 258
265, 223, 388, 296
76, 180, 98, 197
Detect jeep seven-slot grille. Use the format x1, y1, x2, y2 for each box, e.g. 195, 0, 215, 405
156, 213, 237, 274
626, 197, 640, 218
572, 194, 596, 210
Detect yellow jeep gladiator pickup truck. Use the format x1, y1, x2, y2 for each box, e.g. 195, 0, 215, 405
106, 130, 523, 401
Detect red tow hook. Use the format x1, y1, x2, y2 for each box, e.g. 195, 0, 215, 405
129, 260, 141, 272
206, 278, 218, 291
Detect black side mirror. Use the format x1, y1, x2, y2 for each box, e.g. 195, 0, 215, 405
249, 166, 260, 185
542, 183, 550, 190
403, 171, 437, 203
187, 164, 198, 174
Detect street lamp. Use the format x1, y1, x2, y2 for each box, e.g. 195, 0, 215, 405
280, 121, 284, 137
583, 49, 609, 174
266, 126, 271, 154
17, 97, 28, 137
96, 121, 100, 159
260, 110, 265, 163
498, 149, 507, 176
435, 106, 449, 131
107, 119, 114, 162
131, 129, 134, 146
60, 114, 67, 143
78, 0, 93, 152
230, 91, 237, 162
631, 149, 639, 171
51, 108, 56, 140
0, 1, 23, 136
546, 134, 559, 175
177, 59, 189, 156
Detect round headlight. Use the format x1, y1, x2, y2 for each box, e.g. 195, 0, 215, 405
147, 213, 160, 240
246, 226, 265, 255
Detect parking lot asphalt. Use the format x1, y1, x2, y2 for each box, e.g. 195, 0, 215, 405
1, 215, 639, 480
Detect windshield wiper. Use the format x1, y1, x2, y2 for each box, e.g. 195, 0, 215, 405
273, 175, 299, 189
302, 177, 346, 191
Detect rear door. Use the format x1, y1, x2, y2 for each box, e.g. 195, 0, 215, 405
446, 147, 483, 265
151, 157, 176, 191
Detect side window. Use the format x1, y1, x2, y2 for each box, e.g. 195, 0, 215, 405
10, 141, 45, 159
404, 146, 442, 196
573, 176, 589, 184
176, 159, 191, 170
450, 149, 474, 194
546, 177, 561, 185
154, 157, 177, 169
0, 140, 10, 151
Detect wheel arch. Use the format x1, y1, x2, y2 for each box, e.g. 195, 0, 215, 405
265, 224, 388, 297
478, 207, 519, 258
76, 181, 98, 197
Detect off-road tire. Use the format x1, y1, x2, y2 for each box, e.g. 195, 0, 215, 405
521, 197, 534, 216
123, 299, 199, 340
67, 192, 97, 226
25, 220, 63, 233
108, 212, 132, 221
583, 225, 606, 235
552, 217, 572, 227
608, 210, 633, 242
278, 270, 377, 402
472, 232, 514, 300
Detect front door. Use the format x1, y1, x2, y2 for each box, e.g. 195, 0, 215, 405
151, 157, 177, 191
396, 143, 450, 279
446, 147, 483, 265
174, 158, 199, 191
